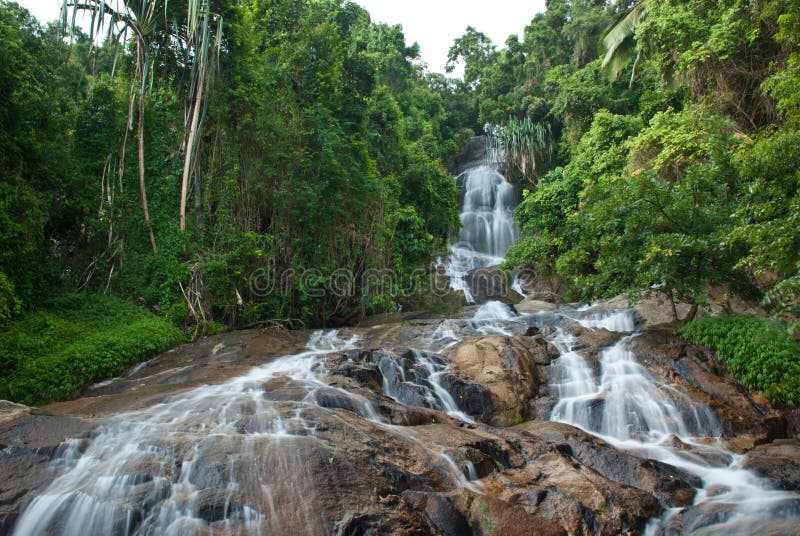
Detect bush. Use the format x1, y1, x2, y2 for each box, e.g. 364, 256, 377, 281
680, 316, 800, 407
0, 294, 183, 405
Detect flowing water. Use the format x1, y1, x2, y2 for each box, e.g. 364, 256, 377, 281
11, 331, 479, 535
545, 309, 800, 534
445, 165, 518, 303
11, 307, 800, 534
10, 160, 800, 534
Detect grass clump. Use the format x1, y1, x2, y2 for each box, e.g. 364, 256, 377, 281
680, 316, 800, 407
0, 294, 183, 405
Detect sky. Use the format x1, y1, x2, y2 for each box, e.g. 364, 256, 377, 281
16, 0, 547, 76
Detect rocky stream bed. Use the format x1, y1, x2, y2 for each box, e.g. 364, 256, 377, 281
0, 301, 798, 535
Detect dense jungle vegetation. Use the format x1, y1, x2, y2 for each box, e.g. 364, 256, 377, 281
0, 0, 462, 333
1, 0, 798, 404
472, 0, 800, 332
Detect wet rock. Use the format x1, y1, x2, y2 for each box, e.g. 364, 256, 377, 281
658, 498, 800, 535
531, 397, 557, 420
464, 266, 524, 305
629, 329, 786, 439
453, 135, 487, 175
327, 348, 495, 423
0, 406, 94, 533
454, 452, 662, 536
569, 328, 624, 360
195, 489, 244, 522
443, 336, 540, 426
513, 421, 700, 507
401, 491, 471, 535
516, 335, 560, 365
524, 325, 540, 336
517, 299, 559, 314
741, 439, 800, 491
0, 402, 31, 427
437, 375, 496, 422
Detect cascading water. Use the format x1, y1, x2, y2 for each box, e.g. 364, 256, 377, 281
374, 349, 475, 423
11, 331, 479, 536
445, 165, 518, 303
457, 166, 517, 261
545, 309, 800, 534
9, 288, 799, 534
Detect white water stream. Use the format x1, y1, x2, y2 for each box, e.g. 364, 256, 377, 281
12, 331, 479, 535
445, 165, 518, 303
546, 309, 800, 534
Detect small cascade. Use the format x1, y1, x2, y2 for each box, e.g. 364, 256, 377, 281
551, 334, 717, 441
472, 300, 517, 322
545, 308, 800, 534
374, 349, 475, 423
11, 330, 479, 536
469, 300, 519, 336
571, 309, 638, 333
458, 166, 517, 260
446, 165, 518, 303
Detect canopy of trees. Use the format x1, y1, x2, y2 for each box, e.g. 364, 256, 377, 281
443, 0, 799, 329
0, 0, 460, 331
1, 0, 798, 339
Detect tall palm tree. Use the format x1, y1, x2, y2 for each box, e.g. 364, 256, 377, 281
62, 0, 222, 249
600, 1, 647, 87
179, 0, 222, 232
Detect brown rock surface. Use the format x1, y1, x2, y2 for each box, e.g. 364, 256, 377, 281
628, 328, 786, 440
443, 336, 540, 426
741, 439, 800, 491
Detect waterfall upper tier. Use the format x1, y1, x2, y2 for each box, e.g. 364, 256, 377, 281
445, 165, 520, 304
456, 165, 518, 262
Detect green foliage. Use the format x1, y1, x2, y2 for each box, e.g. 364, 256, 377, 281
0, 294, 183, 405
600, 1, 646, 83
729, 0, 800, 315
681, 316, 800, 406
0, 0, 461, 334
0, 271, 19, 325
563, 106, 743, 304
505, 110, 642, 296
486, 117, 552, 183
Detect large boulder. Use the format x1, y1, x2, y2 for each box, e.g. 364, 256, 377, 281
512, 421, 700, 507
443, 336, 544, 426
741, 439, 800, 491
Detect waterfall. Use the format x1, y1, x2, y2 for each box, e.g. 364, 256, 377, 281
545, 309, 800, 534
11, 331, 478, 536
375, 349, 475, 423
446, 165, 518, 303
457, 166, 517, 261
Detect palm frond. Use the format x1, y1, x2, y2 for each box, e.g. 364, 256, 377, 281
600, 1, 646, 82
486, 118, 552, 185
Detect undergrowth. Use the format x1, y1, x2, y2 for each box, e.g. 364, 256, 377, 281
680, 316, 800, 407
0, 294, 183, 405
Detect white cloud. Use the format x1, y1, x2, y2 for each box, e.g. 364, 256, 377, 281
356, 0, 545, 75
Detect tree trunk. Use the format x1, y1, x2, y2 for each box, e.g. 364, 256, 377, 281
668, 290, 678, 321
137, 38, 157, 254
179, 64, 206, 231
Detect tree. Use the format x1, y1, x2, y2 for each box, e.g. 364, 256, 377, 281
600, 1, 646, 86
62, 0, 222, 246
446, 26, 496, 87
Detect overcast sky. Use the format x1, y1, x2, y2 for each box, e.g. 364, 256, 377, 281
16, 0, 546, 76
